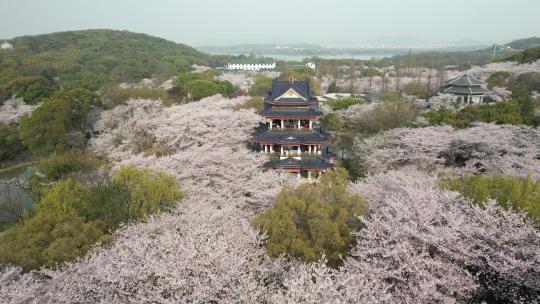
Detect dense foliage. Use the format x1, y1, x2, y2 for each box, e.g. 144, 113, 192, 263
102, 87, 177, 108
18, 89, 100, 155
324, 97, 366, 111
247, 77, 272, 96
0, 122, 24, 161
505, 46, 540, 64
0, 76, 57, 104
0, 30, 224, 93
0, 165, 182, 271
486, 71, 511, 89
403, 81, 429, 99
422, 99, 540, 128
172, 71, 234, 100
232, 96, 264, 112
254, 169, 366, 268
440, 174, 540, 224
1, 97, 539, 303
344, 100, 417, 134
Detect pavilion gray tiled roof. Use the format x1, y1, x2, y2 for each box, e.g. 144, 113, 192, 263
443, 85, 488, 95
264, 157, 335, 170
442, 72, 488, 95
444, 73, 486, 87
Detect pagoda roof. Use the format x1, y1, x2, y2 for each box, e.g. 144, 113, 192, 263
260, 108, 322, 118
442, 85, 488, 95
266, 79, 317, 102
443, 73, 486, 87
264, 157, 335, 170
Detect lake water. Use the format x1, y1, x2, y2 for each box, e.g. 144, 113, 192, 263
0, 165, 33, 224
264, 54, 397, 61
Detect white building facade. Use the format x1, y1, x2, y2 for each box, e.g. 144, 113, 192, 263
227, 61, 276, 71
1, 42, 13, 50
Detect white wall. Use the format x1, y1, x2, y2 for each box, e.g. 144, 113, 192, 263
227, 62, 276, 71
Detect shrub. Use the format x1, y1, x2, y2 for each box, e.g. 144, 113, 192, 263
486, 71, 511, 89
2, 76, 57, 104
323, 113, 343, 130
348, 100, 417, 134
422, 101, 532, 128
103, 87, 175, 108
185, 79, 233, 100
232, 96, 264, 112
0, 165, 183, 271
403, 81, 428, 99
0, 207, 110, 271
440, 174, 540, 224
324, 98, 366, 111
380, 92, 401, 102
113, 166, 183, 218
19, 98, 72, 155
34, 150, 102, 182
253, 168, 366, 268
247, 77, 272, 96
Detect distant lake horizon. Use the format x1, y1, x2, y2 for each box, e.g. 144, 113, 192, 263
265, 53, 397, 61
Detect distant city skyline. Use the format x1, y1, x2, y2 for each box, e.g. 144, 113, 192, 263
1, 0, 538, 46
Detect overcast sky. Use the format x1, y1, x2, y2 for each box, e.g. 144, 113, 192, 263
1, 0, 538, 46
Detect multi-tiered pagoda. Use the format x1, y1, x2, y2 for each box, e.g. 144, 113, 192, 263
254, 78, 334, 180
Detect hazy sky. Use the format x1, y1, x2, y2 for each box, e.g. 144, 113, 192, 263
1, 0, 538, 46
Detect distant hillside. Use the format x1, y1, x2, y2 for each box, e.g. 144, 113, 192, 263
0, 29, 227, 91
505, 37, 540, 50
503, 46, 540, 64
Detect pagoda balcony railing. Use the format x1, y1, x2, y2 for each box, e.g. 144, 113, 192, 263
263, 151, 322, 157
268, 127, 313, 132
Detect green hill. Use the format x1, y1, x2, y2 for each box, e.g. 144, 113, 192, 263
503, 46, 540, 64
505, 37, 540, 50
0, 29, 228, 91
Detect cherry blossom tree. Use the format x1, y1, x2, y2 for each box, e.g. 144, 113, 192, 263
354, 123, 540, 178
2, 95, 539, 303
0, 98, 40, 125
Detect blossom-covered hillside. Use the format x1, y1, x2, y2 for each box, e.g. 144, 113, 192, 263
2, 95, 539, 303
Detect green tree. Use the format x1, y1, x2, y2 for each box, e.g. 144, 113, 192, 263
349, 100, 417, 133
403, 81, 429, 99
20, 97, 72, 155
49, 88, 100, 130
380, 92, 401, 102
185, 79, 233, 100
0, 207, 109, 271
486, 71, 511, 89
324, 98, 366, 111
323, 113, 343, 130
248, 77, 272, 96
362, 67, 381, 91
327, 81, 338, 93
0, 123, 25, 161
253, 168, 366, 268
2, 76, 57, 104
232, 96, 264, 112
440, 174, 540, 224
113, 166, 183, 218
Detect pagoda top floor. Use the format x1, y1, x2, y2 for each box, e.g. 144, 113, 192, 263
264, 78, 318, 105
